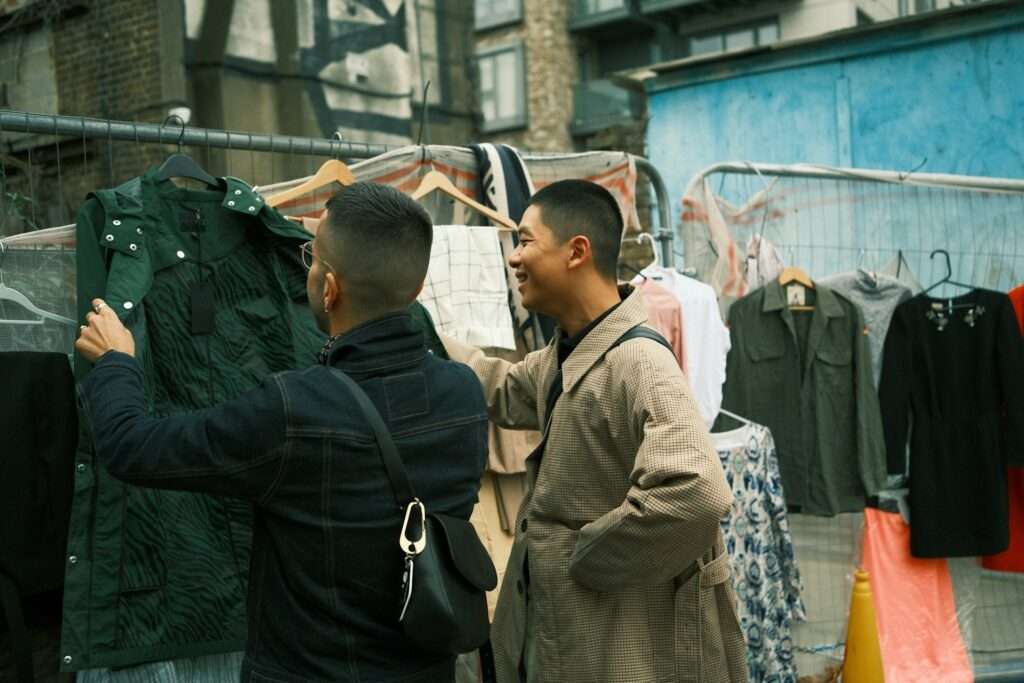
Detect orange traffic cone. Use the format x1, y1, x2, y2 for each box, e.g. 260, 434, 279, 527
842, 569, 884, 682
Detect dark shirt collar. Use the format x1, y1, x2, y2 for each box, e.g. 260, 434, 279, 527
557, 299, 623, 367
318, 311, 427, 374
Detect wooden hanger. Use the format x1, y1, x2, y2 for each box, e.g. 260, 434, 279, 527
266, 159, 356, 208
411, 170, 517, 231
779, 266, 815, 311
778, 266, 814, 289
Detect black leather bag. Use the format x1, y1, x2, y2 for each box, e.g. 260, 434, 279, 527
329, 368, 497, 655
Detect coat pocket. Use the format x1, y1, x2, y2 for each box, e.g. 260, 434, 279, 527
674, 553, 745, 683
816, 345, 854, 395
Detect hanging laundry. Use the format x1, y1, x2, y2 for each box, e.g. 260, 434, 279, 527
632, 277, 687, 370
419, 225, 517, 350
983, 283, 1024, 572
711, 422, 805, 683
470, 142, 549, 349
719, 281, 886, 515
861, 508, 973, 683
65, 168, 324, 671
820, 269, 913, 387
634, 267, 729, 426
744, 234, 786, 292
880, 289, 1024, 557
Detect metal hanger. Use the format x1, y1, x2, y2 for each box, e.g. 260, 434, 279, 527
0, 242, 76, 326
718, 408, 753, 426
154, 115, 220, 188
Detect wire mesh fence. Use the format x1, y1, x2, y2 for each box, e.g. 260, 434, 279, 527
681, 163, 1024, 681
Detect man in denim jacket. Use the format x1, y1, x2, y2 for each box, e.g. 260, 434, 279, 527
76, 182, 489, 683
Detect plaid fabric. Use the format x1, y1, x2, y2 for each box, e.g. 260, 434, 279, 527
444, 290, 747, 683
254, 145, 641, 230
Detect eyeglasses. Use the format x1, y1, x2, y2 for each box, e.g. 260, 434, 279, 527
300, 240, 335, 273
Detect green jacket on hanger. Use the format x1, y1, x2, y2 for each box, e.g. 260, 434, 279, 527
62, 168, 325, 671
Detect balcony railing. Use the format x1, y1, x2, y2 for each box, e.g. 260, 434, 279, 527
571, 78, 645, 136
569, 0, 632, 31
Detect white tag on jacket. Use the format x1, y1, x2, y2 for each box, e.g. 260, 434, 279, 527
787, 284, 806, 307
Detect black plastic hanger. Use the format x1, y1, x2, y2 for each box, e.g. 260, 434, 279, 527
922, 249, 974, 296
154, 115, 219, 188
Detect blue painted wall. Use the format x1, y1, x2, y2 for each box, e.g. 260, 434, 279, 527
646, 13, 1024, 203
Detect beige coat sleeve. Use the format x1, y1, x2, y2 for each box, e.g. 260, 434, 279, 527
441, 335, 542, 431
568, 347, 733, 591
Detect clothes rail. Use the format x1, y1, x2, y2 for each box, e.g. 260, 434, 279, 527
0, 108, 674, 265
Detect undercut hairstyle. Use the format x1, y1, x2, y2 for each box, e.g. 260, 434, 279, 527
322, 182, 433, 315
527, 179, 623, 280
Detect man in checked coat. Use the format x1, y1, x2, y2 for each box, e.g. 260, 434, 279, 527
443, 180, 747, 683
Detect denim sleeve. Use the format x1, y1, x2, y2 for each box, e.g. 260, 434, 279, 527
82, 351, 288, 500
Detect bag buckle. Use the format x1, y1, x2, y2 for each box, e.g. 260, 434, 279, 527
400, 499, 427, 556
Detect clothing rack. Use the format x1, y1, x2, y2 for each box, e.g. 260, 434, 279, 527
0, 109, 675, 266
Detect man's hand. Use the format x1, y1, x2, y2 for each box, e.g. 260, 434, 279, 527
76, 298, 136, 362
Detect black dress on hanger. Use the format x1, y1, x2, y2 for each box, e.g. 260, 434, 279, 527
880, 289, 1024, 558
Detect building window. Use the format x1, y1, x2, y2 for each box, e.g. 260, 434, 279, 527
474, 0, 522, 31
475, 42, 527, 132
689, 19, 780, 57
582, 0, 626, 11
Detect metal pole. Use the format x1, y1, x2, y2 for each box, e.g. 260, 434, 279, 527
634, 156, 675, 267
0, 109, 391, 159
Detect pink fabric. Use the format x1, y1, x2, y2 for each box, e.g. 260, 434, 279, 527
635, 280, 687, 371
861, 508, 972, 683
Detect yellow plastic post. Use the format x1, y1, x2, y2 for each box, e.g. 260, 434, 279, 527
843, 569, 885, 682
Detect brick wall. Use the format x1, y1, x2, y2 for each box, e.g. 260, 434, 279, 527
0, 0, 176, 236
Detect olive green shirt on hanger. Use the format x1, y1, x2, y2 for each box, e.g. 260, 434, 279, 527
717, 281, 886, 516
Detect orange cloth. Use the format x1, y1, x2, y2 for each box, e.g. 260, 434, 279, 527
634, 279, 687, 371
983, 284, 1024, 572
861, 508, 972, 683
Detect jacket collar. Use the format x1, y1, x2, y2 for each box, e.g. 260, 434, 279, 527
761, 279, 845, 318
560, 286, 648, 393
323, 312, 428, 375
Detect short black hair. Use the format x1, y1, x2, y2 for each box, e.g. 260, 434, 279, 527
527, 180, 623, 279
322, 182, 433, 315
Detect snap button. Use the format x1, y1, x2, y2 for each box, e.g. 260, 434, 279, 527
123, 301, 134, 310
68, 555, 78, 565
227, 200, 235, 207
129, 243, 138, 251
234, 189, 242, 195
76, 463, 86, 473
105, 234, 114, 242
247, 206, 256, 213
112, 219, 122, 226
136, 227, 143, 235
176, 250, 186, 259
63, 656, 72, 665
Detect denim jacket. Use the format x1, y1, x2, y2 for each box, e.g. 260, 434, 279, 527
81, 312, 489, 682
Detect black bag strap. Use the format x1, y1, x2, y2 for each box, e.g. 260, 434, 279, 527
610, 325, 674, 356
327, 368, 416, 509
542, 324, 674, 432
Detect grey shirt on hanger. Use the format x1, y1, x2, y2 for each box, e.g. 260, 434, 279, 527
820, 269, 913, 388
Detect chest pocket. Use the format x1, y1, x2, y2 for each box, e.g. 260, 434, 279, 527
815, 345, 853, 392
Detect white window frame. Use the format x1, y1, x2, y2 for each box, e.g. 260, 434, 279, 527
474, 0, 523, 32
474, 42, 528, 133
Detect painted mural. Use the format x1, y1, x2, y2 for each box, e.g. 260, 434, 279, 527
185, 0, 416, 144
